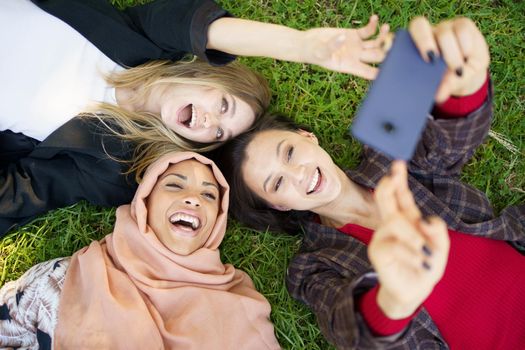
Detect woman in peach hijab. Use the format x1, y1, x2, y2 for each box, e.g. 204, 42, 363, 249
0, 152, 280, 350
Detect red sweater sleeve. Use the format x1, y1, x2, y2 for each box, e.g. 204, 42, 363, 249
357, 285, 416, 336
433, 74, 489, 119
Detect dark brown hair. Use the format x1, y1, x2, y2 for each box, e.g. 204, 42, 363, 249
208, 114, 312, 234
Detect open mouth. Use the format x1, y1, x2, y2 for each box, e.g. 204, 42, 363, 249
307, 167, 322, 195
169, 212, 201, 231
178, 104, 197, 129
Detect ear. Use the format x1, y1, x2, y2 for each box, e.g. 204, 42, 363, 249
271, 204, 291, 211
297, 129, 319, 144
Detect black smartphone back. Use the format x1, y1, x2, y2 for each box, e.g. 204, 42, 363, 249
350, 29, 447, 160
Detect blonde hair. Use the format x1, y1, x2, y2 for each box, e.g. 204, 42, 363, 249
85, 59, 271, 181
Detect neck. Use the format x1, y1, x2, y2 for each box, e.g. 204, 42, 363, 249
115, 84, 163, 113
315, 167, 380, 230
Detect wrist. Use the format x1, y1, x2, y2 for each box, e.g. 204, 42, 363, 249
376, 286, 421, 320
435, 73, 489, 118
450, 71, 488, 97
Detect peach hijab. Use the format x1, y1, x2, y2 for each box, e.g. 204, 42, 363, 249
54, 152, 280, 349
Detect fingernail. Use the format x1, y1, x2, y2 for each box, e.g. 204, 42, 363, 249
426, 50, 436, 63
422, 261, 432, 270
336, 34, 346, 43
422, 244, 433, 257
456, 67, 463, 77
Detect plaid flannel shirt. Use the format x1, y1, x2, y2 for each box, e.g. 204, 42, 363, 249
286, 85, 525, 349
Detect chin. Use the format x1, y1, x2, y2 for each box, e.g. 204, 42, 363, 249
169, 245, 194, 256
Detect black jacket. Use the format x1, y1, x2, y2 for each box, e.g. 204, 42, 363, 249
0, 0, 234, 236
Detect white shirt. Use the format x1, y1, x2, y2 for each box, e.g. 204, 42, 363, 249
0, 0, 123, 141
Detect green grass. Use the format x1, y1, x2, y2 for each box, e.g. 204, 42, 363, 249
2, 1, 524, 349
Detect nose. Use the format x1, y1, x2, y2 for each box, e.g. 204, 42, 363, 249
183, 195, 201, 207
202, 111, 219, 128
288, 163, 306, 185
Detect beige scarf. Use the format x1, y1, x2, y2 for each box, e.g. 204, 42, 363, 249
54, 152, 280, 349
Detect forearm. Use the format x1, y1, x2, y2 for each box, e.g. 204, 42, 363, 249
207, 17, 304, 62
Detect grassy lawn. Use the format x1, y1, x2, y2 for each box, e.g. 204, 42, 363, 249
1, 1, 523, 349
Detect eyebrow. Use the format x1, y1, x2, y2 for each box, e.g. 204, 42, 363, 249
164, 173, 219, 190
163, 173, 186, 180
230, 94, 236, 118
263, 139, 285, 192
202, 181, 219, 190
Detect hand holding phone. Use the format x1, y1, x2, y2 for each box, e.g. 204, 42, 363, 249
350, 29, 447, 160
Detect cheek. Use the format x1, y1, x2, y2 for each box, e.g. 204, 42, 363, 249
207, 205, 220, 225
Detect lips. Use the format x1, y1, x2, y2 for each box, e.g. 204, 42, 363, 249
169, 211, 201, 237
307, 167, 322, 195
178, 104, 197, 128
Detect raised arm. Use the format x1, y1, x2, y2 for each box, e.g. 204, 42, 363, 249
286, 225, 446, 349
207, 15, 389, 79
33, 0, 388, 79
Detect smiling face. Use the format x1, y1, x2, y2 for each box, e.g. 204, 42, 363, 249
147, 83, 256, 143
146, 159, 220, 255
242, 129, 343, 212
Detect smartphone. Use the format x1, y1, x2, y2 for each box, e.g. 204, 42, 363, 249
350, 29, 447, 160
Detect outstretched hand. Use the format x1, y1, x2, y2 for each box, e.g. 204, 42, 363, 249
301, 15, 390, 80
369, 161, 450, 319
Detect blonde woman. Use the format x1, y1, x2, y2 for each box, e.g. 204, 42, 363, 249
0, 0, 388, 236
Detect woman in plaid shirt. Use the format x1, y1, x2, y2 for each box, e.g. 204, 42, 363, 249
216, 15, 525, 349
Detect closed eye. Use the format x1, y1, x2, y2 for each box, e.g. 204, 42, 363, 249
287, 146, 294, 162
202, 192, 217, 200
166, 183, 182, 189
274, 176, 283, 192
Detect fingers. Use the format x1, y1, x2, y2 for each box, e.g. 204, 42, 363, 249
376, 161, 421, 222
411, 16, 489, 99
379, 217, 428, 255
375, 166, 400, 219
434, 70, 456, 103
391, 161, 421, 222
370, 236, 425, 273
419, 216, 450, 254
357, 14, 379, 39
434, 21, 464, 75
346, 63, 379, 80
453, 19, 474, 61
359, 48, 386, 63
362, 23, 391, 49
408, 16, 439, 62
360, 24, 390, 64
453, 17, 489, 70
418, 216, 450, 276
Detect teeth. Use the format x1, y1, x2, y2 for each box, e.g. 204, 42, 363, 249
169, 213, 200, 229
189, 105, 196, 128
307, 168, 320, 194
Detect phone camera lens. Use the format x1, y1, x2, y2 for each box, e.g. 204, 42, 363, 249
382, 122, 395, 133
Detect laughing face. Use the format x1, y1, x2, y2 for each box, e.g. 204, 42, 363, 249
146, 159, 220, 255
242, 129, 343, 212
147, 83, 256, 143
